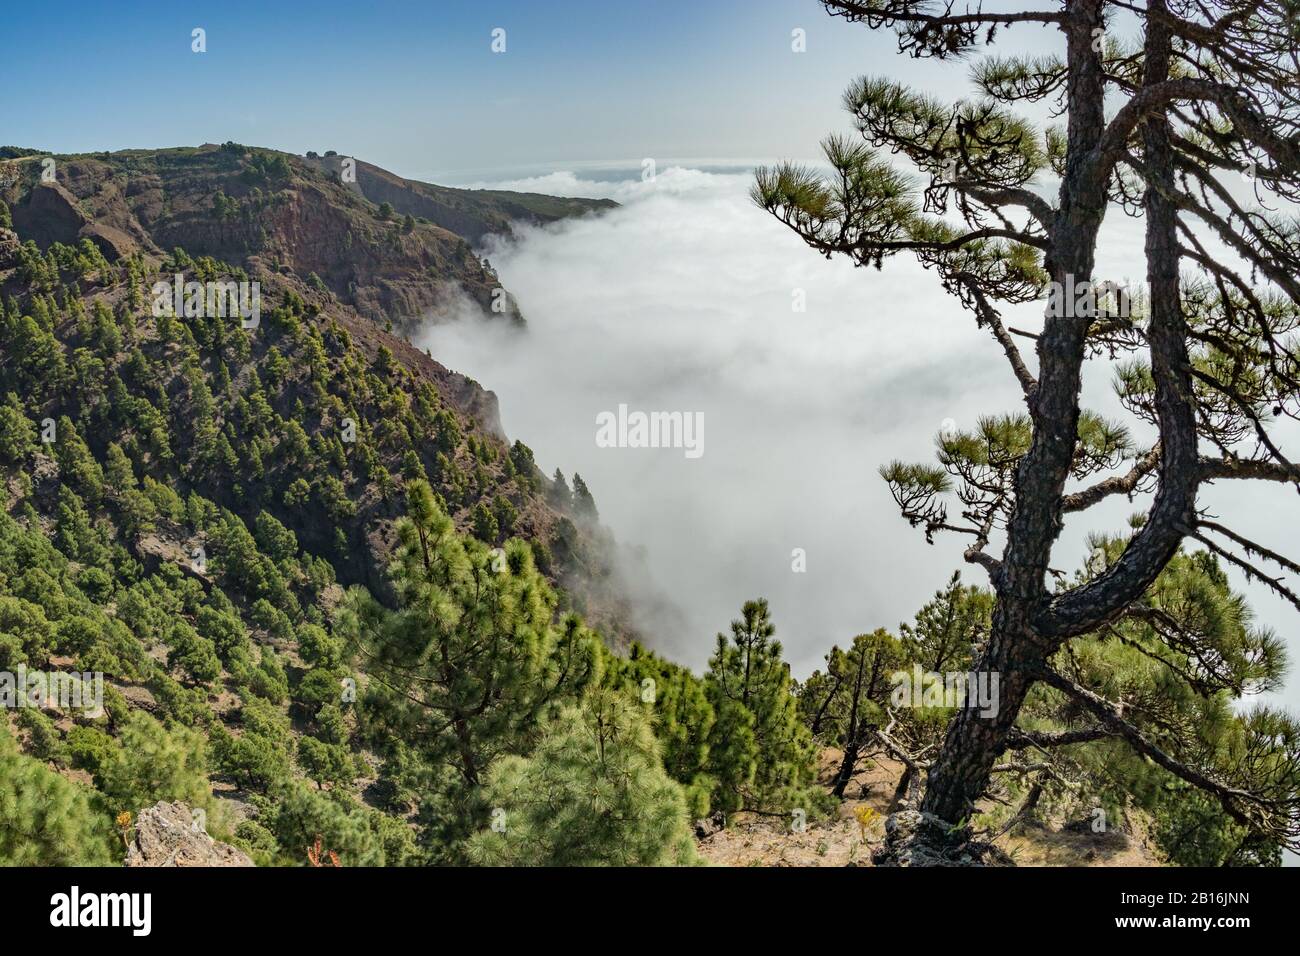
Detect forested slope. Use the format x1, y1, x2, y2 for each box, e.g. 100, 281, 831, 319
0, 141, 1288, 867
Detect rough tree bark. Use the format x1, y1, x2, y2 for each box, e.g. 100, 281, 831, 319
921, 0, 1114, 824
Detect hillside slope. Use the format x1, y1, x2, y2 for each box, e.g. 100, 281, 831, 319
0, 144, 654, 864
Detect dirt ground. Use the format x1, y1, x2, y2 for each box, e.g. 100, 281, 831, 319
695, 748, 1163, 867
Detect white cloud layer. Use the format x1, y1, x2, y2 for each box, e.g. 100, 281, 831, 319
415, 167, 1300, 721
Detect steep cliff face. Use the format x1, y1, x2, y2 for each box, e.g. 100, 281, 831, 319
1, 144, 612, 328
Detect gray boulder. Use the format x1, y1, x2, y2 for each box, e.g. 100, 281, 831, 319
124, 801, 254, 868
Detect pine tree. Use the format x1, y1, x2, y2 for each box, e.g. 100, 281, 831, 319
571, 472, 598, 521
471, 500, 498, 543
465, 691, 700, 866
549, 468, 571, 509
705, 599, 817, 814
297, 736, 360, 790
604, 642, 717, 816
270, 781, 415, 866
755, 0, 1300, 852
165, 619, 222, 686
95, 712, 211, 817
0, 393, 35, 464
103, 441, 137, 494
337, 480, 602, 856
898, 572, 993, 674
0, 725, 117, 865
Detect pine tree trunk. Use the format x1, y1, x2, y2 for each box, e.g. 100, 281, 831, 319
832, 644, 869, 798
888, 764, 916, 814
919, 610, 1041, 824
832, 736, 859, 799
917, 0, 1114, 831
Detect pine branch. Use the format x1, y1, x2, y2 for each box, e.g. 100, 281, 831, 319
1199, 456, 1300, 484
1004, 726, 1114, 750
1034, 666, 1264, 832
1061, 446, 1162, 513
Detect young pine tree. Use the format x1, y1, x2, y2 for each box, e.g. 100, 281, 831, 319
705, 599, 818, 815
604, 642, 717, 817
465, 690, 700, 866
898, 572, 993, 674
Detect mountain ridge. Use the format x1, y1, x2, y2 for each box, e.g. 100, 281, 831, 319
1, 143, 614, 330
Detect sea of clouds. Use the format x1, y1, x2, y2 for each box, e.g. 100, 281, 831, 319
415, 165, 1299, 720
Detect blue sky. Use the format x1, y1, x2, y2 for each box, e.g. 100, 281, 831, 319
0, 0, 1056, 181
